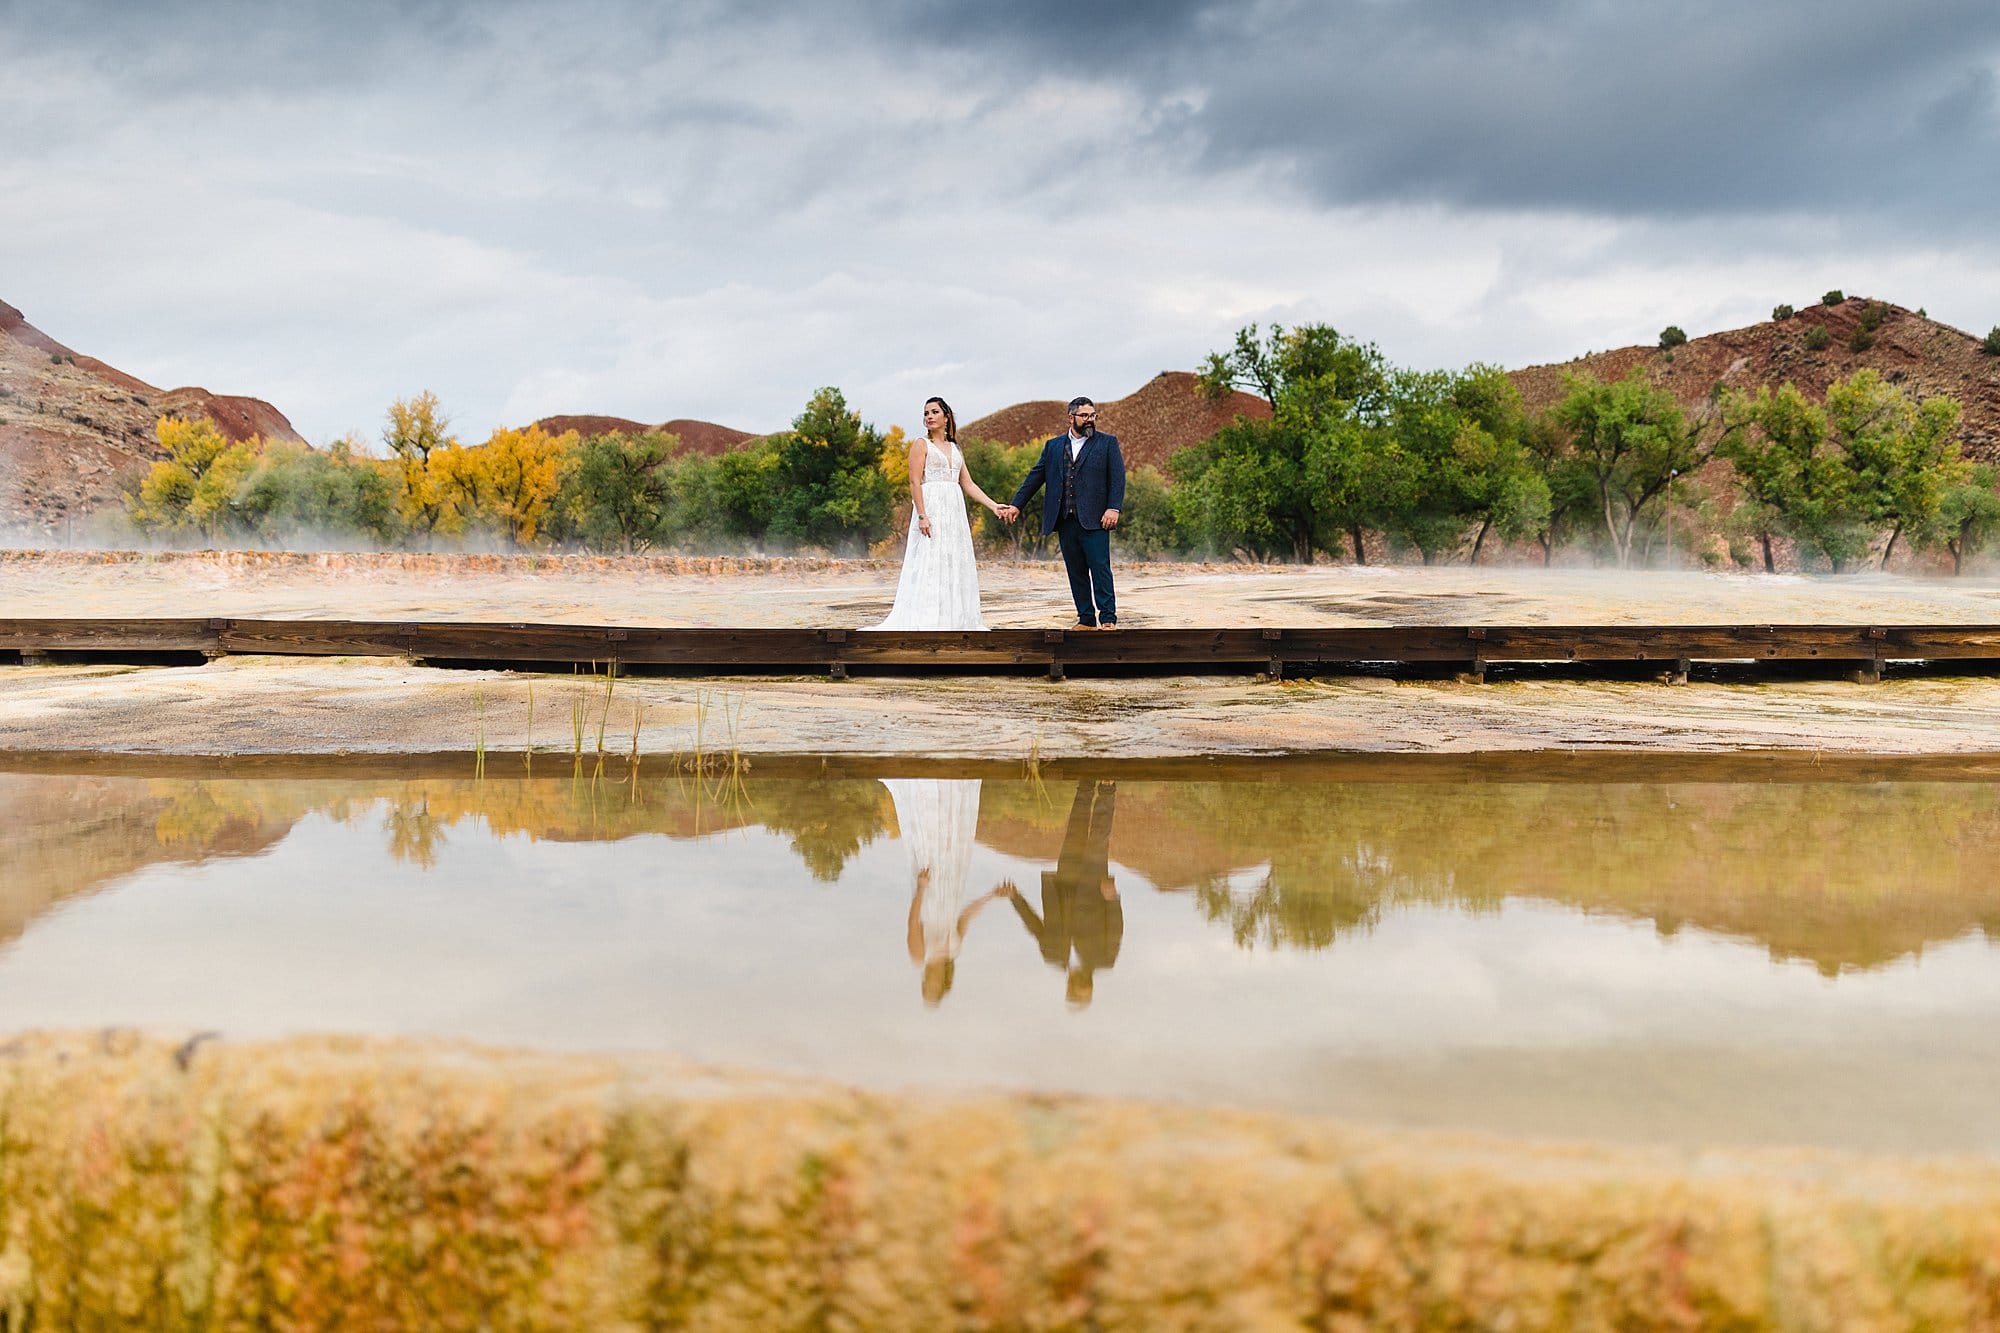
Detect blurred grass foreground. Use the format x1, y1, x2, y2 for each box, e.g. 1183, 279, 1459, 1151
2, 1031, 1999, 1329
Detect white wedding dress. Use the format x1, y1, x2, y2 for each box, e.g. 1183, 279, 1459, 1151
864, 439, 986, 631
882, 778, 983, 965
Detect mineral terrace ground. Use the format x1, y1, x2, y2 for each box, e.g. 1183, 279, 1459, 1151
4, 549, 2000, 757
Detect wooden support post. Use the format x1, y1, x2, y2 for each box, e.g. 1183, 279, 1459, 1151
1047, 661, 1065, 682
1267, 657, 1285, 682
20, 651, 50, 667
1454, 655, 1486, 685
1846, 657, 1883, 685
1664, 657, 1691, 685
828, 662, 848, 681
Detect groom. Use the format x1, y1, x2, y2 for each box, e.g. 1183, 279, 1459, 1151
999, 396, 1125, 629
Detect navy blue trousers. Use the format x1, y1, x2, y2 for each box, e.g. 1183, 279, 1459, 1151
1054, 514, 1116, 626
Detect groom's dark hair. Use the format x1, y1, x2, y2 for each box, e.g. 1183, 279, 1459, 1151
1067, 396, 1094, 413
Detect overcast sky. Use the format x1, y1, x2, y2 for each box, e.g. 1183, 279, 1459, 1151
5, 0, 1999, 443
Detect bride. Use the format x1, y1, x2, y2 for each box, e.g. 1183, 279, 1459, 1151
864, 396, 1009, 631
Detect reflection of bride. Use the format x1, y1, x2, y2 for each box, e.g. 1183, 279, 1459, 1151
882, 778, 1010, 1006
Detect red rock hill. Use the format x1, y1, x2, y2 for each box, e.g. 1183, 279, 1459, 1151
1510, 299, 2000, 460
962, 371, 1273, 472
532, 414, 757, 456
1, 299, 304, 536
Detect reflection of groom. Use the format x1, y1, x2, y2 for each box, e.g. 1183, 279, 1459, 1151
999, 397, 1126, 630
1005, 780, 1121, 1008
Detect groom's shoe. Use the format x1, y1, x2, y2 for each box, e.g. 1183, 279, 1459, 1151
1070, 621, 1097, 631
1097, 620, 1118, 631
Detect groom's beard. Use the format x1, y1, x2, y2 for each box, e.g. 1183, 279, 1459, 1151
1073, 422, 1095, 437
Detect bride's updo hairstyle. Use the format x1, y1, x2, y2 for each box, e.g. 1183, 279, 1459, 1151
926, 396, 958, 444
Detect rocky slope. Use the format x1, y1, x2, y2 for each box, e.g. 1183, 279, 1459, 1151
962, 370, 1273, 472
1511, 298, 2000, 459
0, 299, 303, 537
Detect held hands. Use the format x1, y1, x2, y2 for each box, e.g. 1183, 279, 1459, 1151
1101, 509, 1120, 529
994, 504, 1019, 524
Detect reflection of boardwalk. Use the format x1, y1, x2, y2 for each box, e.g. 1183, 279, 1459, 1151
1008, 780, 1121, 1008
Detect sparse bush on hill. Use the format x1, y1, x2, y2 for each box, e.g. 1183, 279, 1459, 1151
1658, 326, 1688, 349
1822, 290, 1845, 307
1804, 325, 1831, 351
1848, 301, 1889, 353
1983, 326, 2000, 355
1772, 304, 1795, 321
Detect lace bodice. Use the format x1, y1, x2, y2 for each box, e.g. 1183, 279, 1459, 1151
920, 440, 960, 487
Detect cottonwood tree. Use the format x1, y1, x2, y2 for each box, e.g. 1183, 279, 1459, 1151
1545, 370, 1717, 567
1178, 323, 1391, 561
382, 391, 462, 542
549, 431, 682, 552
1916, 465, 2000, 575
1824, 369, 1966, 567
129, 416, 260, 542
1721, 371, 1971, 572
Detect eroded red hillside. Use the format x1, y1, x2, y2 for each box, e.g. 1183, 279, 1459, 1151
1, 299, 304, 536
1510, 299, 2000, 459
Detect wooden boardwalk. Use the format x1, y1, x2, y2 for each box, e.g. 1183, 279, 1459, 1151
8, 617, 2000, 681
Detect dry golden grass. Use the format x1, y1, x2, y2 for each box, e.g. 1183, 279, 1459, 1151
2, 1031, 2000, 1329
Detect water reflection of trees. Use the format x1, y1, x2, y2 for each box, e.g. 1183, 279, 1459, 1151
10, 771, 2000, 974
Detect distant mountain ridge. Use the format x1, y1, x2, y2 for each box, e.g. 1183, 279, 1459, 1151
1, 299, 304, 536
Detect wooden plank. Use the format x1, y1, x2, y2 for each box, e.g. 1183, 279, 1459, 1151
5, 618, 2000, 673
0, 618, 219, 652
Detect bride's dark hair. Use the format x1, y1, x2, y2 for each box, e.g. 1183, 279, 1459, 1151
926, 396, 957, 444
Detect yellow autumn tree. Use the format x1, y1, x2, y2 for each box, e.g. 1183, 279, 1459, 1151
447, 425, 579, 547
129, 416, 262, 541
383, 391, 466, 542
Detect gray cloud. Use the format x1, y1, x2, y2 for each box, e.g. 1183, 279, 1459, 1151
5, 0, 2000, 444
1157, 1, 2000, 218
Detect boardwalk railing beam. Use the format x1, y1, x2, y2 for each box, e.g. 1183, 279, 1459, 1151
4, 619, 2000, 679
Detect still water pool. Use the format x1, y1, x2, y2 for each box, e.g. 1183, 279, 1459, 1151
5, 758, 1998, 1155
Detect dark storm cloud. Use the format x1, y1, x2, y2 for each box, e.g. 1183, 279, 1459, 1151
1170, 0, 2000, 217
849, 0, 2000, 219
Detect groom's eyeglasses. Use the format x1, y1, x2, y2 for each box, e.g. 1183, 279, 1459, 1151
1070, 412, 1097, 422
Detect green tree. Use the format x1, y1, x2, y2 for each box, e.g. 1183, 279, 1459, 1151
1177, 323, 1390, 561
1719, 382, 1868, 571
235, 437, 402, 545
766, 387, 893, 549
1544, 370, 1715, 567
961, 438, 1050, 555
1659, 325, 1688, 349
1376, 365, 1547, 563
1826, 369, 1966, 567
549, 431, 682, 551
1915, 465, 2000, 575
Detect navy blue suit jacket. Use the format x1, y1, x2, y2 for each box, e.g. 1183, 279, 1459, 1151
1011, 432, 1127, 535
